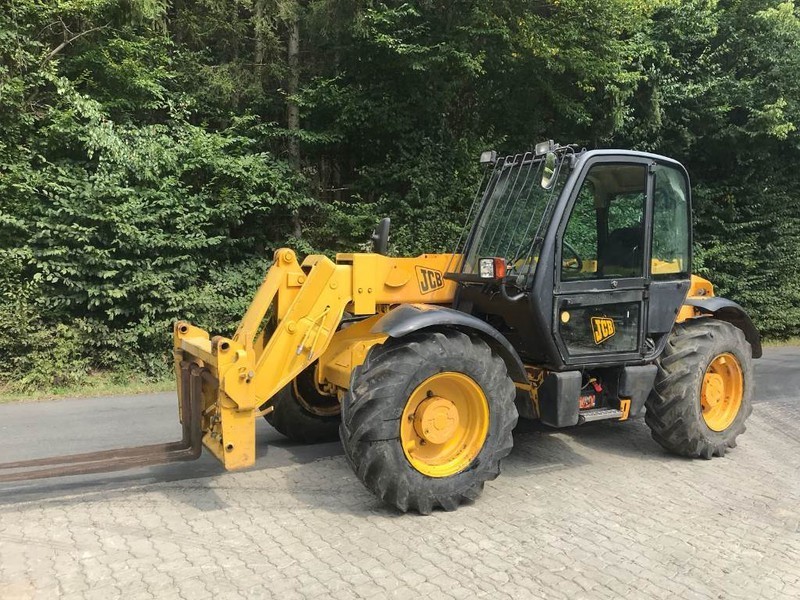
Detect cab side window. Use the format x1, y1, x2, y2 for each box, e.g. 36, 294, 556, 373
562, 163, 647, 280
651, 165, 690, 277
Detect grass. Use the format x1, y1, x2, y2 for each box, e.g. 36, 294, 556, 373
762, 336, 800, 348
0, 372, 174, 404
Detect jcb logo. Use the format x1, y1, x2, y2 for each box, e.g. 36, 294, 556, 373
591, 317, 616, 344
416, 266, 444, 294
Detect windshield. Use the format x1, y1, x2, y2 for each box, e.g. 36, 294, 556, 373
460, 152, 570, 283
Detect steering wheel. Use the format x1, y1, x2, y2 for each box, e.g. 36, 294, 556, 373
562, 241, 584, 272
505, 237, 543, 279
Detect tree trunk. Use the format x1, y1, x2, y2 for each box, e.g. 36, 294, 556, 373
254, 0, 265, 76
287, 14, 302, 239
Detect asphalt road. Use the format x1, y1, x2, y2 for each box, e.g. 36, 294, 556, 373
0, 346, 798, 503
0, 393, 343, 504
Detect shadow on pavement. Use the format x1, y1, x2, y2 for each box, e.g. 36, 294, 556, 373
0, 409, 731, 513
278, 420, 598, 517
0, 421, 345, 508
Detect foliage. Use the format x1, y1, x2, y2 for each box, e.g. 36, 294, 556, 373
2, 0, 800, 386
619, 0, 800, 338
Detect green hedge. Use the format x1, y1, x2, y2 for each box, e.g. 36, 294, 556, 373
2, 0, 800, 389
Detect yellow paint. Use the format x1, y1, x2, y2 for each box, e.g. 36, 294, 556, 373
687, 274, 715, 298
676, 275, 716, 323
651, 258, 683, 274
173, 249, 459, 471
563, 258, 681, 276
399, 372, 489, 478
701, 353, 743, 431
317, 314, 388, 390
337, 252, 457, 314
618, 398, 631, 421
591, 316, 616, 344
520, 365, 546, 418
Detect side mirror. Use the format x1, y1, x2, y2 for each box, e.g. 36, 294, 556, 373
371, 217, 391, 255
541, 151, 557, 190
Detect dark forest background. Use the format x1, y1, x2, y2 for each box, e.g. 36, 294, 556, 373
2, 0, 799, 388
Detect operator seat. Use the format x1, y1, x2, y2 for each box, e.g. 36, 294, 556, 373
603, 226, 643, 275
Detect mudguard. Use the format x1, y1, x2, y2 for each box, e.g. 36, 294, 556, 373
371, 303, 528, 383
684, 296, 762, 358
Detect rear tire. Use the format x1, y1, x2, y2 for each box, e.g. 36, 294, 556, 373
340, 330, 517, 514
265, 366, 340, 444
645, 319, 753, 459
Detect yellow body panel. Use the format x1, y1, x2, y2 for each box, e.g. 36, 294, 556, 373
173, 248, 458, 471
676, 274, 715, 323
337, 252, 458, 313
317, 314, 388, 390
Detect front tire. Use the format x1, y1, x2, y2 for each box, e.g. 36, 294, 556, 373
265, 366, 340, 444
340, 329, 518, 514
645, 319, 753, 459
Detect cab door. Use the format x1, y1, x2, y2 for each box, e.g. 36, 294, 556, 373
552, 156, 652, 366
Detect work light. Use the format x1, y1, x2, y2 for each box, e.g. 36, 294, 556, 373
478, 257, 506, 279
479, 150, 497, 165
535, 140, 555, 156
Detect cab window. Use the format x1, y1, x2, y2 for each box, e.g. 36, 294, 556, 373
651, 164, 690, 277
561, 163, 647, 280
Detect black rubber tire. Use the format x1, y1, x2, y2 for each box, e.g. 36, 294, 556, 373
645, 319, 753, 459
340, 329, 518, 514
265, 367, 340, 444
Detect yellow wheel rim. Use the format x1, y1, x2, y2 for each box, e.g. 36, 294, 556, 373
701, 352, 743, 432
400, 372, 489, 478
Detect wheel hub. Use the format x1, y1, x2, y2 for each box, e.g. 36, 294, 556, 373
700, 353, 743, 432
702, 373, 724, 409
414, 396, 460, 444
399, 372, 490, 478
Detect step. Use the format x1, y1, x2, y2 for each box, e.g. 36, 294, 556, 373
578, 408, 623, 423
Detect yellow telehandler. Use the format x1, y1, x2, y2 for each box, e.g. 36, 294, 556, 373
1, 142, 761, 514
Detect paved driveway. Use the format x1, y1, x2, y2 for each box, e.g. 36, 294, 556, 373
1, 348, 799, 599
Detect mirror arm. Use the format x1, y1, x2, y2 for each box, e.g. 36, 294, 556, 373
371, 217, 391, 255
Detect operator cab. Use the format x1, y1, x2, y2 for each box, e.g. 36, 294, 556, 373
448, 142, 692, 371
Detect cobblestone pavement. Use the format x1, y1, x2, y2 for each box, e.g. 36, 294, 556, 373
1, 355, 799, 599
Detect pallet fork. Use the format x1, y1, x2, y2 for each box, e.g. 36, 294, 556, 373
0, 362, 205, 483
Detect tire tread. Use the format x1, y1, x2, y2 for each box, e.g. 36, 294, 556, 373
340, 329, 517, 514
645, 319, 753, 458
